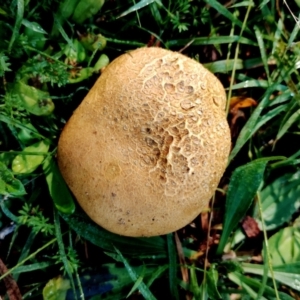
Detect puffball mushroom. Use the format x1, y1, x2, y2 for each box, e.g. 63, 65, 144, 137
57, 47, 231, 237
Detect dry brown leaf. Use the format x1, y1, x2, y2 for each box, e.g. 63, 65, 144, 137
242, 216, 260, 238
230, 96, 257, 111
229, 96, 258, 138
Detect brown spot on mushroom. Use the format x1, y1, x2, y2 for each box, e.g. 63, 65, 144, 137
104, 162, 121, 180
57, 47, 231, 237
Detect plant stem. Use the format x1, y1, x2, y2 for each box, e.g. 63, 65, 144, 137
226, 3, 252, 116
256, 192, 280, 300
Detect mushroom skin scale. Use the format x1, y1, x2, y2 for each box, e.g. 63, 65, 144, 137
57, 47, 231, 237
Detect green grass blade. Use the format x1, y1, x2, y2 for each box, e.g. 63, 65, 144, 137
228, 272, 266, 299
53, 14, 75, 51
204, 57, 265, 73
146, 265, 168, 288
0, 114, 44, 139
276, 107, 300, 141
190, 264, 201, 298
13, 230, 35, 281
257, 191, 280, 299
104, 37, 145, 47
166, 35, 256, 47
114, 246, 157, 300
0, 237, 57, 281
287, 14, 300, 48
271, 18, 284, 56
12, 261, 53, 274
216, 159, 268, 255
230, 1, 255, 8
8, 0, 24, 52
230, 79, 269, 90
256, 246, 269, 300
252, 105, 286, 133
203, 0, 248, 32
167, 234, 179, 300
269, 89, 291, 106
149, 1, 163, 26
206, 264, 222, 299
254, 25, 270, 83
117, 0, 161, 18
225, 2, 252, 114
229, 85, 277, 162
126, 265, 146, 297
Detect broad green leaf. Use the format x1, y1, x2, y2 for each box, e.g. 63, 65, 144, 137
255, 171, 300, 230
228, 271, 294, 299
43, 158, 75, 214
61, 211, 166, 256
43, 276, 71, 300
17, 123, 40, 145
242, 262, 300, 293
71, 0, 105, 24
217, 159, 268, 255
114, 246, 157, 300
267, 226, 300, 266
56, 0, 80, 19
0, 162, 26, 196
12, 140, 49, 174
21, 19, 47, 34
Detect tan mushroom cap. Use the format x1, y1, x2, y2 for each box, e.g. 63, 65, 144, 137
57, 47, 231, 237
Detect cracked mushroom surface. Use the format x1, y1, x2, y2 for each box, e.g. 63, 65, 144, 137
57, 47, 231, 237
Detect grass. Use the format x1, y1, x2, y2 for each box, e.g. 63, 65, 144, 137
0, 0, 300, 299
